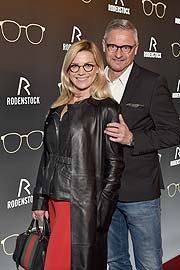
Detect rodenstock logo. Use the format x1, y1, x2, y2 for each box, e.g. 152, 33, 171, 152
6, 76, 40, 106
170, 147, 180, 167
172, 79, 180, 99
7, 178, 33, 209
108, 0, 131, 15
144, 36, 162, 59
63, 25, 82, 51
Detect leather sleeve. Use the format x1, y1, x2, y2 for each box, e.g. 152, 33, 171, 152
97, 102, 124, 231
32, 110, 53, 211
32, 149, 49, 211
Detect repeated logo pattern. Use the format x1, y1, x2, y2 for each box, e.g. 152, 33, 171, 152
0, 1, 179, 269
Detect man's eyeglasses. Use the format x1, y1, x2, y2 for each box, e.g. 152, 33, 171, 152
69, 63, 95, 73
106, 44, 136, 54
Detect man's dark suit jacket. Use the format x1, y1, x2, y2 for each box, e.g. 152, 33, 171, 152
119, 63, 180, 202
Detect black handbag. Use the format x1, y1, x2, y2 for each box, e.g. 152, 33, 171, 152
12, 217, 50, 270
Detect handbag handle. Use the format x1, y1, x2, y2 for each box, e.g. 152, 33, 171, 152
42, 217, 50, 237
26, 219, 40, 234
26, 217, 50, 237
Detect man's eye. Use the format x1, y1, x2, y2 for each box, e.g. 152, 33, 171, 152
123, 45, 130, 50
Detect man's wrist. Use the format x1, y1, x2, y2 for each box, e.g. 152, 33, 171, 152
127, 133, 134, 146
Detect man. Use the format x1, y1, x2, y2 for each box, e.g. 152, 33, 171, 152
103, 19, 180, 270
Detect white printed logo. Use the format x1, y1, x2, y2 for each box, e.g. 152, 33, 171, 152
115, 0, 124, 5
6, 76, 40, 106
108, 0, 131, 15
171, 42, 180, 58
170, 147, 180, 167
142, 0, 166, 19
175, 18, 180, 25
1, 130, 43, 154
167, 181, 180, 198
172, 79, 180, 98
63, 25, 82, 51
0, 20, 45, 45
7, 178, 33, 209
144, 36, 162, 59
71, 26, 82, 43
17, 77, 31, 96
18, 178, 31, 197
82, 0, 92, 3
175, 147, 180, 160
149, 37, 157, 51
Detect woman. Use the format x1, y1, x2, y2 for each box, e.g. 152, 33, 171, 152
32, 40, 124, 270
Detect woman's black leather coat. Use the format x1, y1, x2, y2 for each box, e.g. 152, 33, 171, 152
32, 97, 124, 270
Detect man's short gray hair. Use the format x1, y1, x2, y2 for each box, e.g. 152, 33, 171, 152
103, 19, 138, 43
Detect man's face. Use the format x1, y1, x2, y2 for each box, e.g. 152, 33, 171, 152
103, 29, 138, 77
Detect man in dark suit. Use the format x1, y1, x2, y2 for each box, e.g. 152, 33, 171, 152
103, 19, 180, 270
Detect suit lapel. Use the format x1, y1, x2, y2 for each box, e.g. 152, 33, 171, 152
120, 63, 141, 106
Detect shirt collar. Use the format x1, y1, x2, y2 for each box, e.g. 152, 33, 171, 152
105, 62, 134, 86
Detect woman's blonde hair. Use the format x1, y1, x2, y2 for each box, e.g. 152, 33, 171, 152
52, 40, 111, 108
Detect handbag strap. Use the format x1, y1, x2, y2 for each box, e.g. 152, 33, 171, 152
25, 217, 50, 237
42, 217, 50, 237
26, 218, 41, 234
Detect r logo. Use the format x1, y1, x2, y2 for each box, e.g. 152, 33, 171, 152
175, 147, 180, 159
149, 37, 157, 51
17, 178, 31, 197
71, 26, 82, 43
176, 79, 180, 92
115, 0, 124, 5
17, 77, 31, 96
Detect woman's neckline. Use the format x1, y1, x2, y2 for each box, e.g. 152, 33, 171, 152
68, 96, 91, 105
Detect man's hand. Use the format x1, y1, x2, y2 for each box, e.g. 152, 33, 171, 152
104, 114, 133, 145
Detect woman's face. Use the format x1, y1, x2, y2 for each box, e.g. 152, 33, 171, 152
68, 50, 98, 96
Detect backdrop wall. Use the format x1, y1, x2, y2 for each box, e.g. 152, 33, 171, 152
0, 1, 180, 269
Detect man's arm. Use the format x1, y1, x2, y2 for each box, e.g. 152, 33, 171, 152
105, 75, 180, 155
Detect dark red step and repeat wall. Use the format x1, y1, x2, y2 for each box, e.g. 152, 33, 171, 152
0, 0, 179, 269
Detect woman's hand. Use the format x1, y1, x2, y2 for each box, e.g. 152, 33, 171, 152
32, 210, 49, 222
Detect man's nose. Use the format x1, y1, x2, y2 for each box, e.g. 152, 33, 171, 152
114, 48, 123, 58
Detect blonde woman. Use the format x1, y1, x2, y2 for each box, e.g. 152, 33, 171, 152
32, 40, 124, 270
